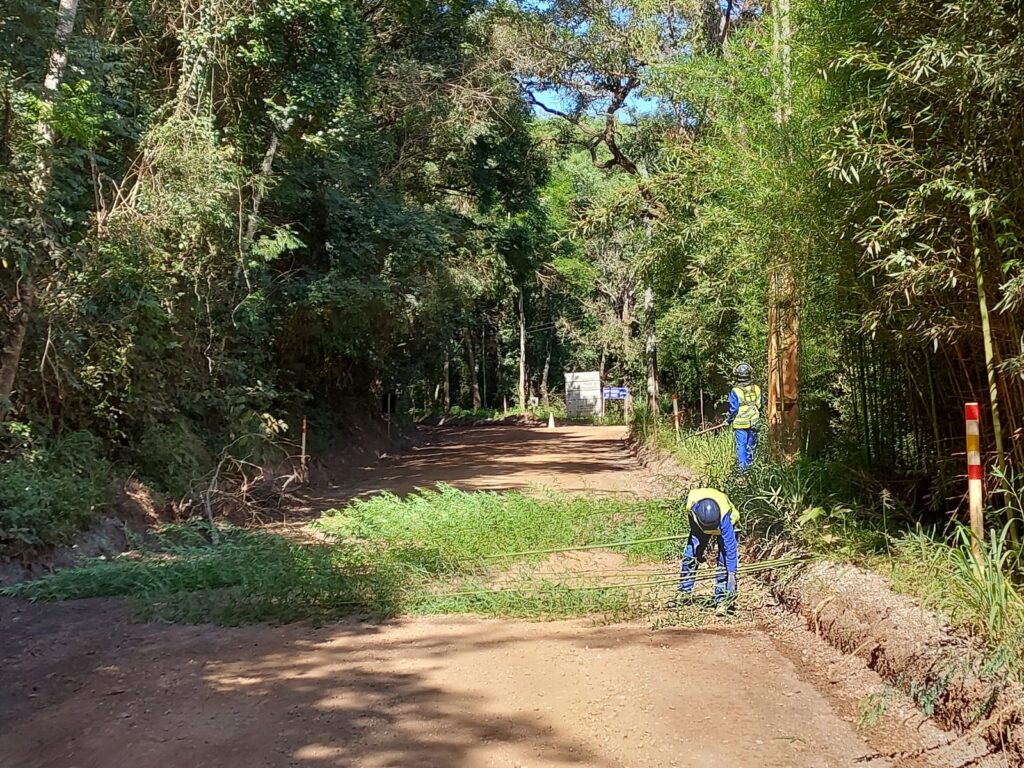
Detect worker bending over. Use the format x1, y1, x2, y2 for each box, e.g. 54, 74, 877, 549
668, 487, 739, 615
727, 363, 764, 472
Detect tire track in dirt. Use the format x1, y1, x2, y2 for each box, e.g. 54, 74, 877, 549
0, 425, 968, 767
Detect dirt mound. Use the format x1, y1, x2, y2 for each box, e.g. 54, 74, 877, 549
0, 477, 168, 589
773, 561, 1024, 763
0, 518, 129, 588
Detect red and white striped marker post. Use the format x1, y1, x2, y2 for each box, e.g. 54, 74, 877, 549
965, 402, 984, 559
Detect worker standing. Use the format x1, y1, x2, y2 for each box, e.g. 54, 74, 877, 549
727, 362, 764, 471
667, 487, 739, 616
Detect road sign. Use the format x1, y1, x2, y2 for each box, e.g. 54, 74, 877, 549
602, 387, 629, 400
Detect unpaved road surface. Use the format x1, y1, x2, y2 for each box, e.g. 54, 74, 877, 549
295, 426, 663, 516
0, 425, 935, 767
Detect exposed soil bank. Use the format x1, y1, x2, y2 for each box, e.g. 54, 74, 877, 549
1, 416, 413, 588
773, 561, 1024, 763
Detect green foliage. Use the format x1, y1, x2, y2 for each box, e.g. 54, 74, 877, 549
1, 0, 551, 523
315, 485, 681, 567
648, 419, 1024, 678
8, 489, 682, 624
858, 688, 894, 729
0, 427, 111, 555
5, 525, 412, 624
884, 523, 1024, 657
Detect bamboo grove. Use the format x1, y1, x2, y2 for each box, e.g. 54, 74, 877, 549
4, 0, 1024, 549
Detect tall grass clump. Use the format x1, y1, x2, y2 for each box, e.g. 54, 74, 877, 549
6, 524, 414, 624
880, 522, 1024, 681
663, 430, 735, 486
8, 490, 684, 624
314, 485, 682, 569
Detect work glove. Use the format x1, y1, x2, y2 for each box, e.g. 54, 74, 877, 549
726, 572, 737, 594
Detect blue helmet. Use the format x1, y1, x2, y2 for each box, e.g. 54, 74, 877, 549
692, 498, 722, 531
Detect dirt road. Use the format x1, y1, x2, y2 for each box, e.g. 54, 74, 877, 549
295, 426, 665, 516
0, 425, 944, 767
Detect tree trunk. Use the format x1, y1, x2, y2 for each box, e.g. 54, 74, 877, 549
518, 287, 527, 409
443, 348, 451, 412
973, 228, 1005, 473
495, 335, 502, 408
481, 324, 487, 408
780, 271, 800, 451
0, 0, 80, 417
772, 0, 793, 125
239, 132, 279, 291
465, 329, 481, 411
767, 0, 799, 454
768, 267, 800, 453
541, 333, 552, 407
621, 289, 632, 369
0, 274, 34, 415
644, 284, 659, 413
768, 269, 782, 438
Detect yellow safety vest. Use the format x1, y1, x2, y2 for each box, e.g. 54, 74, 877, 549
731, 384, 762, 430
685, 488, 739, 534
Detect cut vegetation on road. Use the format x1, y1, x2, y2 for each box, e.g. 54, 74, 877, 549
5, 487, 688, 623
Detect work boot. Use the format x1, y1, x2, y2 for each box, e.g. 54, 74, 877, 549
715, 597, 736, 617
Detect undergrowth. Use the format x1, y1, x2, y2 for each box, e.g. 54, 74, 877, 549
0, 427, 112, 556
315, 485, 680, 566
5, 487, 684, 625
639, 418, 1024, 680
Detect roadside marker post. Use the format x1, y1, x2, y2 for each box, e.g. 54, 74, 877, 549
548, 412, 555, 429
965, 402, 984, 561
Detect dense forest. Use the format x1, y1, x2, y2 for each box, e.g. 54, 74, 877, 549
3, 0, 1024, 552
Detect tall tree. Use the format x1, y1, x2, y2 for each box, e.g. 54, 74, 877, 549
0, 0, 80, 416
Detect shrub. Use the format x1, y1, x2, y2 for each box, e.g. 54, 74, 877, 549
0, 427, 111, 555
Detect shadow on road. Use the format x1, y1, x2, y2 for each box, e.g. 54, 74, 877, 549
1, 598, 713, 768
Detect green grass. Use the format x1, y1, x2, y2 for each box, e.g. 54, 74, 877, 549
640, 420, 1024, 680
4, 526, 414, 624
858, 688, 894, 728
659, 428, 736, 485
0, 429, 112, 556
5, 488, 685, 624
872, 523, 1024, 677
315, 485, 681, 566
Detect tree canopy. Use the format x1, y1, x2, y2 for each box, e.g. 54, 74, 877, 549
5, 0, 1024, 549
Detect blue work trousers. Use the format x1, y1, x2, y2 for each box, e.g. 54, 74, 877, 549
678, 529, 732, 604
734, 428, 758, 471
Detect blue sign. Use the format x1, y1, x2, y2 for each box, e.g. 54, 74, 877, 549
603, 387, 629, 400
